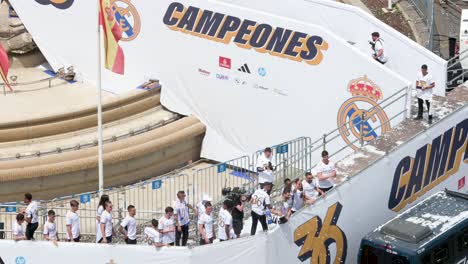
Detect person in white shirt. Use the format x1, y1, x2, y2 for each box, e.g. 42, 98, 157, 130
144, 219, 167, 247
218, 200, 234, 242
255, 147, 276, 187
278, 187, 292, 224
415, 64, 435, 124
118, 205, 137, 245
22, 193, 38, 240
158, 207, 176, 246
43, 210, 59, 241
66, 200, 80, 242
12, 214, 26, 241
250, 183, 281, 235
291, 179, 304, 213
196, 194, 212, 225
95, 194, 110, 243
174, 191, 196, 246
315, 150, 336, 193
99, 201, 115, 244
302, 172, 325, 204
371, 32, 388, 64
198, 202, 215, 245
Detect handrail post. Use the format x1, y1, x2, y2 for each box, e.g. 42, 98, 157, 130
360, 112, 366, 147
322, 134, 327, 151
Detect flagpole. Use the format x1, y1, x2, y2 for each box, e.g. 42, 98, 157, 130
97, 2, 104, 195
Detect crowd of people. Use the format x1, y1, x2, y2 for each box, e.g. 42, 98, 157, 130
11, 148, 337, 247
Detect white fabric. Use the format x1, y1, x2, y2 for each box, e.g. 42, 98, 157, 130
217, 208, 232, 240
199, 213, 215, 239
25, 201, 38, 224
416, 72, 434, 101
12, 222, 23, 237
120, 216, 137, 240
196, 201, 207, 225
43, 221, 58, 240
158, 216, 176, 244
251, 189, 271, 216
255, 154, 275, 184
65, 211, 80, 239
373, 40, 387, 63
291, 189, 304, 211
315, 160, 336, 188
95, 206, 104, 243
302, 179, 319, 198
281, 200, 291, 216
100, 210, 113, 238
174, 200, 190, 226
144, 227, 162, 245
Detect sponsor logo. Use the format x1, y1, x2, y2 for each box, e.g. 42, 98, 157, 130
388, 118, 468, 211
253, 83, 268, 90
234, 78, 247, 85
459, 177, 466, 190
111, 0, 141, 41
238, 63, 251, 74
163, 2, 328, 65
337, 75, 390, 150
198, 68, 210, 76
294, 202, 347, 264
219, 56, 231, 69
216, 73, 229, 80
34, 0, 74, 9
15, 256, 25, 264
258, 67, 267, 77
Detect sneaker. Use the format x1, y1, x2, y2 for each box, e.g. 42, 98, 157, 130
428, 116, 433, 125
414, 116, 423, 120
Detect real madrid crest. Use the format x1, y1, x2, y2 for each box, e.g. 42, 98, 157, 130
337, 75, 391, 150
111, 0, 141, 41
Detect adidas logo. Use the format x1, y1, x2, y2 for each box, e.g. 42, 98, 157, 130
238, 63, 251, 74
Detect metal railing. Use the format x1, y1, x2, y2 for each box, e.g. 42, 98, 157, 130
1, 72, 69, 96
447, 48, 468, 88
0, 85, 410, 244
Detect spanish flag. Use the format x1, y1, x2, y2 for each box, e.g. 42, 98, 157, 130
99, 0, 125, 75
0, 43, 13, 92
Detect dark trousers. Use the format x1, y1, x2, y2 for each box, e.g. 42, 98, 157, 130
125, 238, 137, 244
98, 236, 112, 244
175, 224, 189, 246
68, 236, 80, 242
417, 98, 432, 119
199, 237, 214, 245
250, 211, 268, 235
25, 222, 38, 240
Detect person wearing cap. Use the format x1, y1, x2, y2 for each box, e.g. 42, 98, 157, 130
250, 182, 281, 235
415, 64, 435, 124
255, 147, 276, 188
196, 194, 212, 226
370, 32, 388, 64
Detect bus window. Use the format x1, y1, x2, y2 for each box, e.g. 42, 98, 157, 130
458, 230, 468, 251
360, 245, 410, 264
390, 255, 409, 264
434, 244, 449, 264
360, 245, 380, 264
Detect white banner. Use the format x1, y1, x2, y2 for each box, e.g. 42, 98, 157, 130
0, 107, 466, 263
10, 0, 410, 161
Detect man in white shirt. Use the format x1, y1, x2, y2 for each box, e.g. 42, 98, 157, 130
22, 193, 38, 240
218, 200, 234, 242
250, 182, 281, 235
43, 210, 59, 241
198, 202, 215, 245
371, 32, 387, 65
66, 200, 80, 242
158, 206, 176, 246
144, 219, 166, 247
255, 147, 276, 187
174, 191, 196, 246
415, 64, 435, 124
302, 172, 325, 204
315, 150, 336, 193
99, 201, 115, 244
196, 194, 212, 225
118, 205, 137, 245
12, 214, 26, 241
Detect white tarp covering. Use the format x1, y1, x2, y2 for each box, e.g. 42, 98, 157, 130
219, 0, 448, 97
10, 0, 410, 161
0, 108, 466, 263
